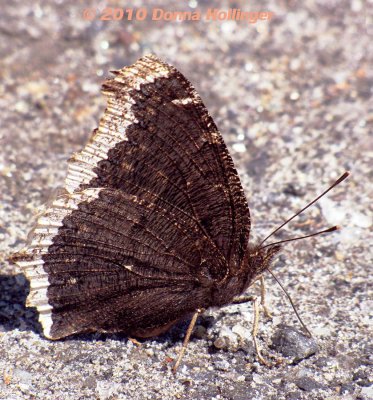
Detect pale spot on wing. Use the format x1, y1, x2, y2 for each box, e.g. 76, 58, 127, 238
172, 98, 194, 105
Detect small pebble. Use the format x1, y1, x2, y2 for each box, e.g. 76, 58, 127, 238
294, 376, 325, 392
271, 324, 318, 362
213, 337, 228, 350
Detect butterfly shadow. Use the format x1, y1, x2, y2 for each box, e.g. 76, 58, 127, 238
65, 313, 217, 351
0, 272, 43, 335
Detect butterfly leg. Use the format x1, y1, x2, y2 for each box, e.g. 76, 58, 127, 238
260, 276, 273, 319
251, 296, 272, 366
231, 295, 255, 305
128, 337, 142, 347
172, 308, 204, 374
231, 295, 271, 366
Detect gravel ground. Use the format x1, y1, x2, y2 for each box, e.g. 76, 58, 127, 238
0, 1, 372, 399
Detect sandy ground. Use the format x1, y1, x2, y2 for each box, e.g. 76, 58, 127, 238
0, 0, 372, 399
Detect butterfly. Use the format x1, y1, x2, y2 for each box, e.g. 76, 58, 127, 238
11, 55, 347, 372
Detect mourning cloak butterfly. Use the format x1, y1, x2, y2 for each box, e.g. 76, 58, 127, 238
11, 55, 346, 371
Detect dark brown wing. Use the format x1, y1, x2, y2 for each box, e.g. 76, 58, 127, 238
66, 55, 250, 274
13, 55, 250, 338
15, 188, 211, 338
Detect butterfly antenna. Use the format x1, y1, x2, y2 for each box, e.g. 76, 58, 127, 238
260, 171, 350, 246
262, 226, 339, 249
267, 268, 312, 337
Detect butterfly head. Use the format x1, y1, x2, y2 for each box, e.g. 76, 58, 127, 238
210, 244, 281, 307
247, 244, 282, 278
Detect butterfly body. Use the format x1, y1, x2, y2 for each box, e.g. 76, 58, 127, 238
12, 55, 278, 341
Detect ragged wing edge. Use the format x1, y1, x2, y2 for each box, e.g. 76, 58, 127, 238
10, 188, 103, 338
65, 54, 172, 194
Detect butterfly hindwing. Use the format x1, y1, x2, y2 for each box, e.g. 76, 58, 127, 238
15, 188, 213, 338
